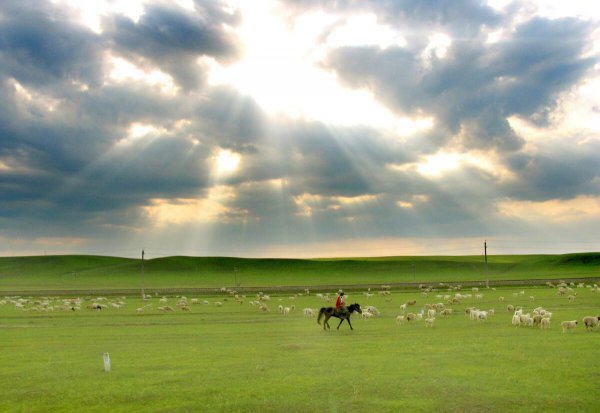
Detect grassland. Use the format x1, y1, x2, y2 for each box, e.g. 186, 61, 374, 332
1, 284, 599, 412
1, 252, 599, 292
1, 253, 599, 412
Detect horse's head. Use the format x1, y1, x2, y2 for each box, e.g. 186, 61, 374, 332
351, 303, 362, 313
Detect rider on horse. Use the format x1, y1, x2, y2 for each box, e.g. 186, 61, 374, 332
335, 290, 348, 317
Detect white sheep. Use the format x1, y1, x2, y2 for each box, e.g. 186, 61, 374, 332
427, 309, 436, 319
540, 317, 551, 329
512, 314, 521, 326
365, 306, 380, 316
400, 303, 407, 312
395, 315, 404, 325
361, 311, 374, 319
425, 317, 435, 327
303, 308, 315, 317
560, 320, 578, 333
582, 316, 600, 331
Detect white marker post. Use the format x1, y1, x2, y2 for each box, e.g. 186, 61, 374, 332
103, 352, 111, 372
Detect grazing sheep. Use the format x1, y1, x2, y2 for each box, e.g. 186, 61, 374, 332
560, 320, 578, 333
540, 317, 551, 329
533, 315, 542, 326
440, 308, 453, 316
400, 304, 407, 312
507, 304, 515, 312
512, 314, 521, 326
303, 308, 314, 317
477, 311, 488, 321
283, 306, 292, 315
582, 316, 600, 331
568, 295, 575, 302
416, 313, 423, 321
365, 306, 380, 316
395, 315, 404, 325
499, 296, 505, 302
425, 317, 435, 327
427, 309, 436, 319
278, 305, 284, 313
214, 302, 223, 307
361, 311, 374, 319
406, 312, 417, 321
407, 300, 417, 306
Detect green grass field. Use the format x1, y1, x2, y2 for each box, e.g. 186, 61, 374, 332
1, 281, 599, 412
1, 253, 599, 291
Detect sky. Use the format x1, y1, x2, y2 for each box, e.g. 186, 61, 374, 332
0, 0, 599, 258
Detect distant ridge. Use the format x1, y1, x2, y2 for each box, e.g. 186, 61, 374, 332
0, 252, 598, 293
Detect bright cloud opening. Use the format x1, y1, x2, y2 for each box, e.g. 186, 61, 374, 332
107, 56, 178, 95
208, 1, 414, 130
214, 149, 241, 175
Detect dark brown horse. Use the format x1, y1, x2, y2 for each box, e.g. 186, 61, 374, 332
317, 303, 362, 330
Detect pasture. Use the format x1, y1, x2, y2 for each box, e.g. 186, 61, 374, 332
1, 282, 599, 412
1, 253, 599, 291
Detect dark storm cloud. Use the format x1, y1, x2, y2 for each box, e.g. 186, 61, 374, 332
104, 1, 241, 90
324, 15, 596, 151
502, 139, 600, 201
0, 0, 104, 87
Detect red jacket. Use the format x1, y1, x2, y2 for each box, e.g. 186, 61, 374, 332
335, 294, 344, 309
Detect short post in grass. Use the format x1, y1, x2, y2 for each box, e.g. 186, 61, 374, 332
103, 353, 111, 372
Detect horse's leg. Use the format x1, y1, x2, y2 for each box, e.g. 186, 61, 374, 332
336, 317, 345, 330
323, 315, 330, 330
347, 317, 354, 330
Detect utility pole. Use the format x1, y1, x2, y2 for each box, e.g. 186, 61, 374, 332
141, 249, 145, 300
484, 241, 489, 289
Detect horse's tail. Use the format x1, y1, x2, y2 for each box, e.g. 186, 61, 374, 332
317, 307, 326, 325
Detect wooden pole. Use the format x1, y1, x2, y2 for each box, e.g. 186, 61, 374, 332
484, 241, 488, 288
141, 249, 145, 300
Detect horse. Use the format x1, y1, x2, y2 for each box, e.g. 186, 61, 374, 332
317, 303, 362, 331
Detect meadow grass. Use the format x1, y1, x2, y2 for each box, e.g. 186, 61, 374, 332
1, 284, 599, 412
1, 253, 599, 291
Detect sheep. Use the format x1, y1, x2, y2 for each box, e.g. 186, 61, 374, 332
512, 314, 521, 326
440, 308, 453, 316
395, 315, 404, 325
567, 295, 575, 302
582, 316, 600, 331
214, 302, 223, 307
477, 311, 488, 321
427, 308, 436, 319
425, 317, 435, 327
561, 320, 578, 333
507, 304, 515, 312
406, 312, 417, 321
407, 300, 417, 306
283, 306, 292, 315
475, 294, 483, 300
399, 303, 407, 312
499, 296, 505, 302
365, 306, 380, 316
361, 311, 374, 319
416, 313, 423, 321
540, 317, 551, 329
278, 305, 284, 313
303, 308, 315, 317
